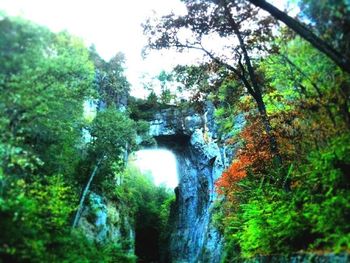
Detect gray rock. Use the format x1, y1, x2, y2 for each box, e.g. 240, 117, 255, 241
79, 103, 240, 262
147, 105, 234, 263
78, 192, 135, 254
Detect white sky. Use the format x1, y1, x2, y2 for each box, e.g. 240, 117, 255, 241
0, 0, 293, 188
0, 0, 293, 98
0, 0, 200, 98
133, 149, 178, 188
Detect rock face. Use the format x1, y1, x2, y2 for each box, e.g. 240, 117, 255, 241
77, 103, 241, 262
149, 103, 238, 263
78, 192, 134, 254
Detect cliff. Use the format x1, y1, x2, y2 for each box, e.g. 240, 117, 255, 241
149, 103, 240, 263
78, 192, 135, 256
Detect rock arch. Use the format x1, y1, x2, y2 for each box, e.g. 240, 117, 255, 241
147, 104, 228, 263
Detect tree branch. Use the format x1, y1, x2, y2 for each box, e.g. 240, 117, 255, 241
246, 0, 350, 74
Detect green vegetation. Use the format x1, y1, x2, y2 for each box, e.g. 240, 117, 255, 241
143, 0, 350, 261
0, 14, 172, 262
119, 164, 174, 262
216, 134, 350, 261
213, 21, 350, 263
1, 0, 350, 262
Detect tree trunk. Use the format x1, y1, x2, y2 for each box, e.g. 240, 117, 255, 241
255, 94, 282, 164
72, 158, 103, 228
223, 3, 282, 163
247, 0, 350, 74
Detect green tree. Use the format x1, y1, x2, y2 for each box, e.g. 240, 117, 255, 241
89, 47, 130, 108
246, 0, 350, 73
72, 107, 137, 227
0, 16, 94, 179
144, 0, 282, 161
116, 164, 174, 263
0, 15, 96, 261
299, 0, 350, 56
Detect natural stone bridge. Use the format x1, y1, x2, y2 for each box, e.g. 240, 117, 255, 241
76, 102, 350, 263
147, 103, 233, 263
78, 103, 241, 263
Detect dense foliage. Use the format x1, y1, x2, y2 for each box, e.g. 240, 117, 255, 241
143, 0, 350, 261
1, 0, 350, 261
211, 30, 350, 259
0, 15, 97, 261
0, 15, 172, 262
117, 164, 174, 263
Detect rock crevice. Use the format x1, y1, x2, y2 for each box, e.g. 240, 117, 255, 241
149, 103, 233, 263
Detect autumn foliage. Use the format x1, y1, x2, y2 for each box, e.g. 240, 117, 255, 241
215, 156, 250, 196
215, 117, 273, 196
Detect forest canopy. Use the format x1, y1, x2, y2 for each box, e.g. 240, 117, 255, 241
142, 0, 350, 260
1, 0, 350, 262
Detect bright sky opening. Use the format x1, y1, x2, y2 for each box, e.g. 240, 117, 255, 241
133, 149, 179, 189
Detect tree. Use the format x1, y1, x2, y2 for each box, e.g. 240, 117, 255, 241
144, 0, 281, 160
299, 0, 350, 58
72, 107, 137, 227
157, 70, 175, 104
173, 64, 213, 111
0, 15, 103, 261
89, 47, 130, 109
0, 16, 94, 178
245, 0, 350, 74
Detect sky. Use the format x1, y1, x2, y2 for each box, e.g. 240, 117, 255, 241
132, 149, 179, 189
0, 0, 292, 98
0, 0, 292, 188
0, 0, 198, 98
